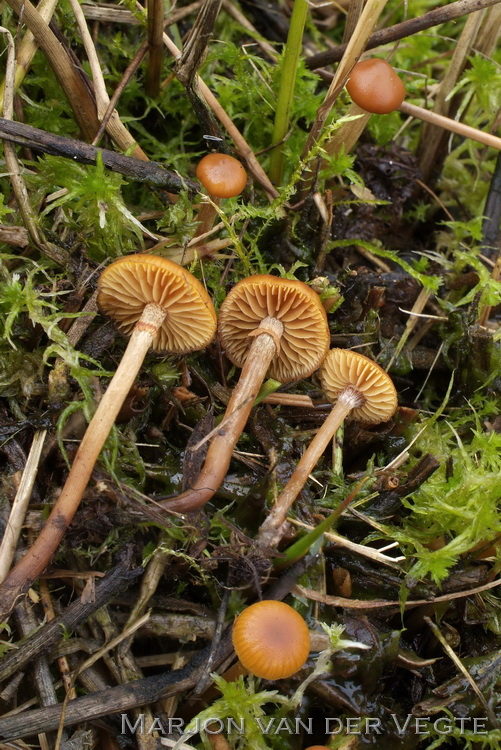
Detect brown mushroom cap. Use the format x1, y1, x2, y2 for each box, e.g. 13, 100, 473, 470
320, 348, 397, 423
218, 275, 330, 383
196, 153, 247, 199
232, 600, 310, 680
346, 58, 405, 115
97, 254, 217, 353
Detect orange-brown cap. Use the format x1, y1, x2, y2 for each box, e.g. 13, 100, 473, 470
232, 600, 310, 680
196, 153, 247, 199
346, 59, 405, 115
320, 348, 397, 423
97, 254, 217, 353
218, 275, 330, 383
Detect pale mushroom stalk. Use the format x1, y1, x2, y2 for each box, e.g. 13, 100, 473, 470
161, 316, 284, 513
0, 304, 166, 614
0, 255, 216, 619
258, 349, 397, 549
161, 275, 330, 514
258, 387, 364, 548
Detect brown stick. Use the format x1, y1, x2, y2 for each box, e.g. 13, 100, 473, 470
145, 0, 164, 96
306, 0, 501, 69
0, 118, 198, 192
160, 317, 284, 513
0, 560, 141, 682
0, 305, 167, 621
257, 389, 362, 548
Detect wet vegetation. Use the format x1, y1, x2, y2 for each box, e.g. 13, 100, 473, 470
0, 0, 500, 748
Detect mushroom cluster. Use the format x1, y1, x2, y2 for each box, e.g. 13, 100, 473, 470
232, 600, 310, 680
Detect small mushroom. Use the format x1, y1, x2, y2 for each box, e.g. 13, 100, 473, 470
258, 348, 397, 548
161, 275, 330, 513
193, 152, 247, 241
346, 58, 406, 114
232, 600, 310, 680
0, 255, 216, 615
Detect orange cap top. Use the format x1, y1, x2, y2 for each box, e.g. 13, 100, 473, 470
346, 59, 405, 114
196, 153, 247, 198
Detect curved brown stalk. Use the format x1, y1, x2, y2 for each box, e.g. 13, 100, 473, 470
0, 304, 166, 620
257, 387, 364, 549
161, 317, 284, 513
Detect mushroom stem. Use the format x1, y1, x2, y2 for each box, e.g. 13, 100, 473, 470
257, 386, 364, 549
161, 316, 284, 513
0, 303, 167, 620
193, 197, 221, 241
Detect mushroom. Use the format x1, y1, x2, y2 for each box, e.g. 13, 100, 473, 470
161, 275, 330, 513
0, 254, 216, 617
258, 348, 397, 548
346, 58, 406, 114
232, 600, 310, 680
193, 152, 247, 241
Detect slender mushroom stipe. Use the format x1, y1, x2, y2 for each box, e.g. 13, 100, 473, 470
0, 255, 216, 620
258, 349, 398, 548
232, 600, 310, 680
160, 275, 330, 513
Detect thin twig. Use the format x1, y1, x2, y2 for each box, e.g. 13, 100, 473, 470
0, 118, 198, 192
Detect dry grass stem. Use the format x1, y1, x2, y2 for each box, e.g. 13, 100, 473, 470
301, 0, 390, 164
0, 429, 47, 583
417, 9, 486, 178
67, 0, 147, 159
400, 101, 501, 151
4, 0, 100, 139
289, 519, 405, 567
0, 26, 44, 247
0, 0, 58, 111
323, 103, 370, 158
386, 288, 432, 370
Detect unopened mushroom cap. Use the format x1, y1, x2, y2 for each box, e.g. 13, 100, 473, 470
232, 600, 310, 680
218, 275, 330, 383
320, 348, 397, 423
97, 254, 217, 353
346, 58, 405, 114
196, 153, 247, 199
